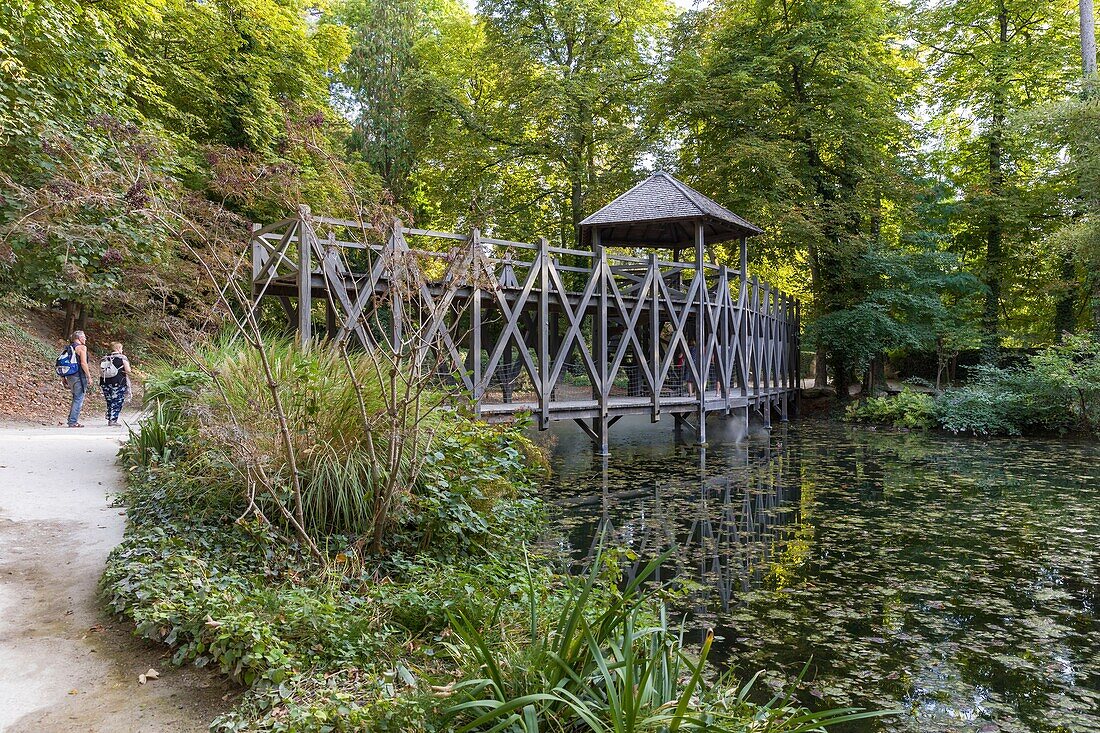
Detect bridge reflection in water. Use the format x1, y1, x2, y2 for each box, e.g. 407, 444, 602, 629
541, 426, 803, 617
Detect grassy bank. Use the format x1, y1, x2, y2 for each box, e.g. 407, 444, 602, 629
104, 338, 883, 732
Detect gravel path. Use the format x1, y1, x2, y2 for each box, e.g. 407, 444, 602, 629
0, 423, 233, 732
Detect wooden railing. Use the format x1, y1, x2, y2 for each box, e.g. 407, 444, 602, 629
251, 206, 800, 453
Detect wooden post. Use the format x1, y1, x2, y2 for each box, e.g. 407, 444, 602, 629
297, 205, 313, 350
650, 252, 660, 423
762, 283, 772, 429
251, 223, 263, 294
538, 237, 550, 429
390, 219, 404, 351
323, 231, 336, 341
719, 264, 731, 412
594, 229, 610, 456
762, 282, 772, 396
695, 222, 707, 445
794, 298, 802, 418
471, 228, 482, 418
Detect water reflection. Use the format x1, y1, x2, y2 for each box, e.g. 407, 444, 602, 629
543, 429, 799, 614
540, 419, 1100, 733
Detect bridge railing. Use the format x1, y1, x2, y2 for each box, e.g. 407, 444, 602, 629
250, 207, 800, 440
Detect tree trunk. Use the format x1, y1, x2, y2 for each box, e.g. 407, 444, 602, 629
1081, 0, 1098, 335
1083, 0, 1097, 77
872, 354, 886, 395
63, 301, 77, 338
807, 243, 829, 389
832, 354, 851, 403
570, 175, 584, 248
814, 347, 828, 389
1093, 280, 1100, 336
1054, 256, 1078, 339
982, 6, 1009, 365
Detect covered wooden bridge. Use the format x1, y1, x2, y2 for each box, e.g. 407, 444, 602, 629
251, 172, 800, 454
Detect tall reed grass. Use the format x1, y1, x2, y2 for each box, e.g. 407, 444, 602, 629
136, 336, 458, 540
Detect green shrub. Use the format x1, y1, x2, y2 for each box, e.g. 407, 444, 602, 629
135, 337, 544, 553
933, 383, 1021, 436
1027, 335, 1100, 434
931, 338, 1100, 436
106, 338, 889, 731
845, 388, 935, 429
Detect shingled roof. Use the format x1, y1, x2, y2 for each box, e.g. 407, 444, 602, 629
579, 171, 762, 248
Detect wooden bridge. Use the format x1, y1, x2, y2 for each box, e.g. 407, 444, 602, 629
251, 172, 800, 454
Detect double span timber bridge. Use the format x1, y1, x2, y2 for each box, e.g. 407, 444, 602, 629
251, 172, 801, 454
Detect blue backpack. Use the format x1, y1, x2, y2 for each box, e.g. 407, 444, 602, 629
55, 344, 80, 377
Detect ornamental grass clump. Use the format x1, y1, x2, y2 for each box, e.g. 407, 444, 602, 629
136, 336, 541, 558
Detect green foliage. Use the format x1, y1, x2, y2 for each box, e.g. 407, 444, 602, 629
1, 0, 346, 168
135, 336, 544, 551
445, 551, 890, 732
843, 338, 1100, 436
933, 381, 1023, 436
845, 388, 935, 430
413, 420, 546, 555
810, 245, 982, 380
913, 0, 1081, 349
1023, 335, 1100, 433
933, 337, 1100, 436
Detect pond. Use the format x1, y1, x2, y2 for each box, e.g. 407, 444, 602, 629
537, 417, 1100, 732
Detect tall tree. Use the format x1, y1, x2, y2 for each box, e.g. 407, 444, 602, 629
664, 0, 915, 394
1083, 0, 1098, 77
333, 0, 424, 203
915, 0, 1079, 359
441, 0, 674, 244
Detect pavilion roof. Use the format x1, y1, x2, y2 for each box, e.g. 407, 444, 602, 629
579, 171, 762, 248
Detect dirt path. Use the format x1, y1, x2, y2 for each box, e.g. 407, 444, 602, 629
0, 423, 234, 732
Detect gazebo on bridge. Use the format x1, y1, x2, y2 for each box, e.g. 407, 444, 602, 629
250, 172, 800, 454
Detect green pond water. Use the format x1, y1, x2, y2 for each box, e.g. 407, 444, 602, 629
538, 418, 1100, 732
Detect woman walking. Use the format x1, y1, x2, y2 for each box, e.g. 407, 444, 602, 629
99, 342, 131, 426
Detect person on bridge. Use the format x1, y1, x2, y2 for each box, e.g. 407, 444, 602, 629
59, 330, 93, 428
98, 342, 132, 427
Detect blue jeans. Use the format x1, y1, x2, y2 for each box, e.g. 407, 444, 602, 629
66, 374, 86, 425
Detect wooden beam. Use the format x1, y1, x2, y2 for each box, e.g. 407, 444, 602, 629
297, 205, 313, 349
649, 253, 661, 422
471, 228, 483, 417
695, 221, 707, 446
538, 237, 550, 429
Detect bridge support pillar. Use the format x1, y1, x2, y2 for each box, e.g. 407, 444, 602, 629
695, 406, 707, 446
574, 417, 612, 456
593, 416, 610, 457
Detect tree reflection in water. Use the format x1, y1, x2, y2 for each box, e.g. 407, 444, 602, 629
540, 419, 1100, 733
